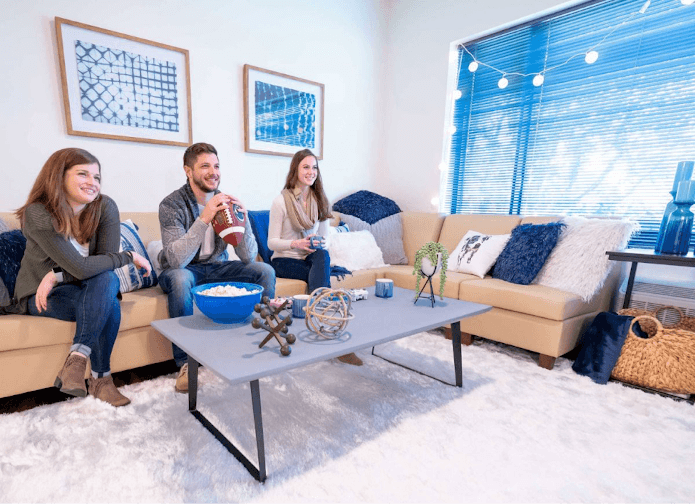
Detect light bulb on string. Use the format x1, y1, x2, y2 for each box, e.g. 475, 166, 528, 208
498, 75, 509, 89
431, 197, 440, 207
453, 89, 462, 100
468, 60, 479, 72
448, 125, 457, 134
532, 74, 545, 87
438, 162, 447, 172
585, 50, 599, 64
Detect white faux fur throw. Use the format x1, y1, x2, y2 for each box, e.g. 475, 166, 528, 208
328, 230, 387, 271
533, 216, 638, 301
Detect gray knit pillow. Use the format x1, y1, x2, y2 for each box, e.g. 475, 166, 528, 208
338, 213, 408, 265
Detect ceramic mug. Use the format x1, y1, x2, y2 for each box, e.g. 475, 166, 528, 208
292, 294, 311, 318
375, 279, 394, 298
309, 235, 325, 250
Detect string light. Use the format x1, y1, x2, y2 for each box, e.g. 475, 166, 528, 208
456, 0, 660, 91
585, 50, 599, 64
453, 89, 463, 99
448, 125, 457, 134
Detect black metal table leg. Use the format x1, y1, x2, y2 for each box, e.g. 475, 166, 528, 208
451, 321, 462, 387
371, 322, 464, 387
623, 261, 638, 309
187, 359, 267, 482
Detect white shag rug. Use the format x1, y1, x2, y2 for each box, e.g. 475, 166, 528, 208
1, 332, 694, 503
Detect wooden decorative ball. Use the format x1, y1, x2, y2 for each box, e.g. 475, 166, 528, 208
304, 287, 354, 339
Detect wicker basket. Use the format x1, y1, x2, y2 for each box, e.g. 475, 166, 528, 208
611, 315, 695, 394
618, 305, 695, 335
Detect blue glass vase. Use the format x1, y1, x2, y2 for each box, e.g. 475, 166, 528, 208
658, 180, 695, 255
655, 161, 694, 253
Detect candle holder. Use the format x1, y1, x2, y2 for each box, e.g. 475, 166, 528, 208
656, 161, 694, 253
658, 180, 695, 255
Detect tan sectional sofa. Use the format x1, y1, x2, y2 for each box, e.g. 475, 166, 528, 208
0, 210, 621, 399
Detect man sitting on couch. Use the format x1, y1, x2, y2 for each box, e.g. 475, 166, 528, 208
158, 142, 276, 393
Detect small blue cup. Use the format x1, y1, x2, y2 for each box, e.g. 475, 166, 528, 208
292, 295, 311, 318
375, 279, 394, 298
309, 236, 325, 250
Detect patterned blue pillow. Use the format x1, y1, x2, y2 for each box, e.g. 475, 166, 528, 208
493, 222, 564, 285
332, 190, 401, 225
0, 230, 27, 301
115, 220, 158, 293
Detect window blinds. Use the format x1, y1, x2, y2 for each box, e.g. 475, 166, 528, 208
445, 0, 695, 248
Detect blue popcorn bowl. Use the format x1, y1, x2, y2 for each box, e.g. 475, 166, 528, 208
192, 282, 263, 324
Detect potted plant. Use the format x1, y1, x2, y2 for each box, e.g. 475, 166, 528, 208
412, 241, 449, 300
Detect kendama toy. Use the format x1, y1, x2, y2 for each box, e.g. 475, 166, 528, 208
251, 296, 296, 356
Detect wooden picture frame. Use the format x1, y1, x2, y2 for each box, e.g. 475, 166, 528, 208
55, 17, 192, 147
243, 64, 324, 159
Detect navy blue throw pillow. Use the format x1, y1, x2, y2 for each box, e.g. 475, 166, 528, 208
248, 210, 273, 265
572, 312, 638, 384
332, 190, 401, 225
493, 222, 564, 285
0, 230, 27, 297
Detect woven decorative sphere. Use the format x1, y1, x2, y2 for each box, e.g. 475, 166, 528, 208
304, 287, 354, 339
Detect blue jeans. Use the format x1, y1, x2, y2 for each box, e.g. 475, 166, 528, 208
272, 249, 330, 294
158, 260, 276, 366
27, 271, 121, 376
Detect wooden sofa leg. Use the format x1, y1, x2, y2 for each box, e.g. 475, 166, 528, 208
443, 327, 473, 346
538, 354, 556, 370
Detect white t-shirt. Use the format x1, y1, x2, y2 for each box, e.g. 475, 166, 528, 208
69, 237, 89, 258
198, 204, 216, 260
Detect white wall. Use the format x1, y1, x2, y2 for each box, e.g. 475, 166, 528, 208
378, 0, 572, 213
0, 0, 388, 212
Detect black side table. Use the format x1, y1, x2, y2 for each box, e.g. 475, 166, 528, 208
605, 248, 695, 404
606, 248, 695, 308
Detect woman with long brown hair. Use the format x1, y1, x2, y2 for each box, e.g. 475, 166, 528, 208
14, 148, 151, 406
268, 149, 362, 365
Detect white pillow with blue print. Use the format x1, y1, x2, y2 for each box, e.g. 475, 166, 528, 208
116, 219, 158, 293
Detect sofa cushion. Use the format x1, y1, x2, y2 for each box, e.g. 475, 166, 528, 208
248, 210, 273, 265
401, 212, 446, 265
116, 220, 158, 293
337, 213, 408, 266
332, 191, 407, 265
0, 218, 10, 234
438, 215, 521, 255
450, 230, 510, 278
332, 190, 401, 224
328, 230, 386, 271
458, 277, 602, 321
533, 216, 637, 302
0, 230, 26, 302
493, 222, 564, 285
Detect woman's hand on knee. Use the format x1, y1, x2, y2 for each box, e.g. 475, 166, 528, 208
35, 270, 57, 312
131, 251, 152, 277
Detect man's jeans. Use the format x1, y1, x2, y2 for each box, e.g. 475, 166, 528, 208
27, 271, 121, 376
158, 260, 276, 366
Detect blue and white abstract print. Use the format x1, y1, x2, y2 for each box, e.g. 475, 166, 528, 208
254, 81, 315, 149
74, 40, 180, 132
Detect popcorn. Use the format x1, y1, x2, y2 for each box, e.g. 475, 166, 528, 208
198, 285, 261, 297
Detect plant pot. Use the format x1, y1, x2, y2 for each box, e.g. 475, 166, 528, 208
420, 253, 442, 277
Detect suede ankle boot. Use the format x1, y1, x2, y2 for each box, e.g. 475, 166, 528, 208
88, 375, 131, 407
337, 352, 363, 366
54, 353, 88, 397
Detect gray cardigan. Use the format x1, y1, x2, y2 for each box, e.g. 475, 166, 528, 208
158, 183, 258, 270
14, 195, 133, 306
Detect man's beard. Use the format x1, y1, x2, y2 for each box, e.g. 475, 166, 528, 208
192, 176, 218, 193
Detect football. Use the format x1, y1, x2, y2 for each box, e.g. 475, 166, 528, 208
211, 203, 246, 247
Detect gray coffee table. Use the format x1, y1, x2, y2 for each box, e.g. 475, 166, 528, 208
151, 286, 490, 482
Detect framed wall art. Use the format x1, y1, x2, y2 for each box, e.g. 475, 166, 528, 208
55, 17, 192, 146
244, 64, 324, 159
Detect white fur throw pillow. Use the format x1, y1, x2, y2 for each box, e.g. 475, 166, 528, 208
328, 230, 387, 271
533, 216, 638, 301
450, 230, 511, 278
